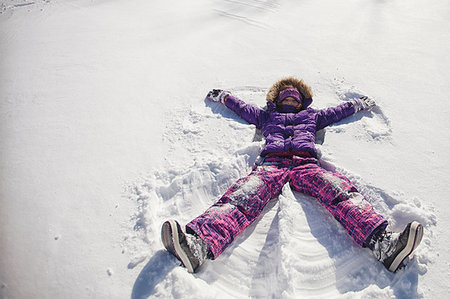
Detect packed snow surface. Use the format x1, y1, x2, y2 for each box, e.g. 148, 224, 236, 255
1, 0, 449, 298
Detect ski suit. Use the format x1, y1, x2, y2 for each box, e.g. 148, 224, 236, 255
186, 96, 388, 258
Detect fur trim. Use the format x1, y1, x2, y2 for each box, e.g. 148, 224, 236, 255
266, 77, 313, 103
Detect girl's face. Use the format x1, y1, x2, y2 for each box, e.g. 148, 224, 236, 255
278, 85, 302, 109
280, 96, 302, 109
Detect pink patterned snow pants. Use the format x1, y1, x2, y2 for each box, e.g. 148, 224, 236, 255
186, 156, 387, 258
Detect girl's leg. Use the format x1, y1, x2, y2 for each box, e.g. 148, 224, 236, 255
187, 164, 290, 258
289, 163, 387, 247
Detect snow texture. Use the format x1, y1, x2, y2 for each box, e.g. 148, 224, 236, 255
1, 0, 450, 298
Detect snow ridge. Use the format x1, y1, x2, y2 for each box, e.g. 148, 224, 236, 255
0, 0, 50, 13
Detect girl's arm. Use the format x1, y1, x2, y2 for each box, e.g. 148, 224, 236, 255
316, 101, 357, 130
205, 89, 266, 129
316, 97, 376, 130
224, 95, 265, 129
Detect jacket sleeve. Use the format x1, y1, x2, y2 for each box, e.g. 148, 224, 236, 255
316, 101, 356, 130
224, 95, 266, 129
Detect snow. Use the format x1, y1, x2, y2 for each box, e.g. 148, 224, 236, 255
1, 0, 449, 298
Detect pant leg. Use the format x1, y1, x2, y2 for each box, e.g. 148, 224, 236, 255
289, 163, 387, 247
187, 164, 290, 258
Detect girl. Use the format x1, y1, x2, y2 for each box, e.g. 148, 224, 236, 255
161, 77, 423, 274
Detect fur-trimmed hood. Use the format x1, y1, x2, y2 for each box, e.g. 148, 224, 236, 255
266, 77, 314, 110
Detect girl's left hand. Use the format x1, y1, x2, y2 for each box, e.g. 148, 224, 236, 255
352, 96, 376, 112
360, 96, 376, 109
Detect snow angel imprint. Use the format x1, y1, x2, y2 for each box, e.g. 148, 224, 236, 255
160, 77, 423, 274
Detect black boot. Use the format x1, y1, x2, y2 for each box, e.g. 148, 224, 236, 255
161, 219, 209, 273
371, 221, 423, 272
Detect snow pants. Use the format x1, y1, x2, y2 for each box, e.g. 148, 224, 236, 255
186, 156, 388, 259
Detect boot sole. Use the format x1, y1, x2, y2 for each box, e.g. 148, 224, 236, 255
161, 220, 195, 273
389, 221, 423, 272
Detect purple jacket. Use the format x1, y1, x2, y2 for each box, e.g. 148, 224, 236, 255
225, 96, 356, 158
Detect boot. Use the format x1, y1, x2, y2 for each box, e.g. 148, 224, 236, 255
161, 219, 209, 273
371, 221, 423, 272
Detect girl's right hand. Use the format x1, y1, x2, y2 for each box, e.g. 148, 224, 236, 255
206, 89, 231, 104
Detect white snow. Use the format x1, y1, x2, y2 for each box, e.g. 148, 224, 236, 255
1, 0, 449, 298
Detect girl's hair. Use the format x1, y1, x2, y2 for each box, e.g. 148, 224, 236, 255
266, 77, 313, 103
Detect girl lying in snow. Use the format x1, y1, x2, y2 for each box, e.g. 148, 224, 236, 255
161, 77, 423, 274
